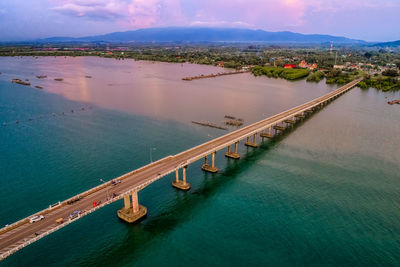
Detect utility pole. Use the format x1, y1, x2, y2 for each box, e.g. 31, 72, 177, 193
335, 51, 338, 65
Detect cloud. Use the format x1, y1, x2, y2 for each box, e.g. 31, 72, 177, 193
51, 0, 125, 20
50, 0, 185, 28
305, 0, 400, 13
42, 0, 400, 41
125, 0, 161, 27
49, 0, 400, 31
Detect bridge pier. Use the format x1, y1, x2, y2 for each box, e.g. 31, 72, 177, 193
284, 117, 296, 126
305, 109, 313, 115
118, 191, 147, 223
245, 133, 258, 147
260, 127, 273, 138
225, 142, 240, 159
295, 112, 305, 119
202, 152, 218, 173
273, 123, 286, 132
172, 166, 191, 190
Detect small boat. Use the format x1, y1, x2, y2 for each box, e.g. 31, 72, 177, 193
388, 99, 400, 105
11, 78, 31, 86
54, 78, 64, 81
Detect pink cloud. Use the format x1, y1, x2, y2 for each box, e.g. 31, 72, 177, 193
45, 0, 400, 41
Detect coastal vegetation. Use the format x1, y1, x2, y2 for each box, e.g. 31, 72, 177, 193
252, 66, 310, 80
325, 69, 364, 85
306, 71, 325, 82
358, 75, 400, 91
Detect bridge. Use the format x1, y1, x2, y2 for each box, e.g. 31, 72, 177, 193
0, 79, 361, 261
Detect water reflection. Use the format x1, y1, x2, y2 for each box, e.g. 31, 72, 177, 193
0, 56, 337, 125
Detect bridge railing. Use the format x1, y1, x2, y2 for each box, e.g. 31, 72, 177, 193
0, 190, 127, 260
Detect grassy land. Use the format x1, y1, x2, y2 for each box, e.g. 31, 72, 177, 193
252, 66, 310, 80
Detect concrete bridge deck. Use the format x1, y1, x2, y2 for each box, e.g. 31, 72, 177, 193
0, 79, 361, 261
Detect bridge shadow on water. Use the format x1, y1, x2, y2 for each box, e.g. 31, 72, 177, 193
83, 109, 324, 266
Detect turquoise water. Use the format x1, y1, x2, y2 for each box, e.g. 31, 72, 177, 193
1, 58, 400, 266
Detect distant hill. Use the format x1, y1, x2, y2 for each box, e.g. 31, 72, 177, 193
38, 27, 366, 44
371, 40, 400, 47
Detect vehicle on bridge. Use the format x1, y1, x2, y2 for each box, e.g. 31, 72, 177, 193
69, 210, 81, 220
67, 196, 83, 205
29, 215, 44, 223
111, 179, 121, 186
92, 201, 101, 207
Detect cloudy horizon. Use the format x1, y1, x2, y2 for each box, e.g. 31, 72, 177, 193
0, 0, 399, 42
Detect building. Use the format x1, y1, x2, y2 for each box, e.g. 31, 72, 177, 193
300, 61, 317, 70
284, 64, 297, 69
334, 65, 345, 69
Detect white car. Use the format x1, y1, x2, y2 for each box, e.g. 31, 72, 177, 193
29, 215, 44, 223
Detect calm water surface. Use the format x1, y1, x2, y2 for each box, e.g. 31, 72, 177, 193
0, 57, 399, 266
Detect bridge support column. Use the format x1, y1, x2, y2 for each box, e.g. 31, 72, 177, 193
305, 109, 313, 115
124, 195, 130, 209
225, 142, 240, 159
172, 167, 191, 190
284, 117, 296, 126
295, 113, 305, 119
273, 123, 286, 133
202, 152, 218, 173
260, 127, 273, 138
118, 191, 147, 223
245, 133, 258, 147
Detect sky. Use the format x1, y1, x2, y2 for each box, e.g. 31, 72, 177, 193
0, 0, 399, 42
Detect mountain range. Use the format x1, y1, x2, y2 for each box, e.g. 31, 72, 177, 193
371, 40, 400, 47
38, 27, 367, 44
